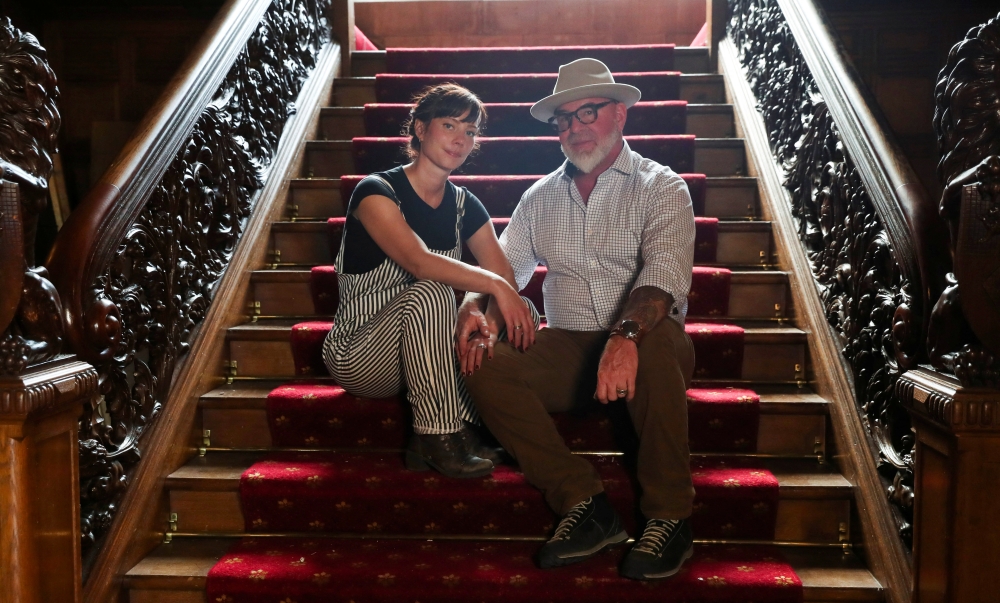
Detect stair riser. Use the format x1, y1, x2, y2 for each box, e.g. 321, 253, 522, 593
318, 109, 735, 140
301, 142, 743, 179
286, 179, 760, 220
332, 76, 726, 107
270, 227, 773, 267
227, 337, 806, 382
250, 278, 789, 320
203, 407, 823, 455
128, 589, 203, 603
350, 51, 712, 78
167, 488, 848, 542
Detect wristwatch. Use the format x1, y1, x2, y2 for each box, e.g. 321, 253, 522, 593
610, 319, 643, 346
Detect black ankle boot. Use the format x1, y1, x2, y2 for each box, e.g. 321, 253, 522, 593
455, 425, 507, 465
404, 432, 494, 478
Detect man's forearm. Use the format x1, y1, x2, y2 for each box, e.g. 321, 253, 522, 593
612, 286, 674, 334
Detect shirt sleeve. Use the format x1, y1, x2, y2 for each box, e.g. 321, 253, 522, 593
459, 189, 491, 241
498, 195, 540, 291
347, 174, 396, 215
632, 171, 696, 313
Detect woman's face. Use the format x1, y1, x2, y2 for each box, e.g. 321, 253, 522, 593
414, 109, 479, 172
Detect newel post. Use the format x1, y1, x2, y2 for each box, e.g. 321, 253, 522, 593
330, 0, 356, 76
898, 370, 1000, 603
0, 358, 95, 603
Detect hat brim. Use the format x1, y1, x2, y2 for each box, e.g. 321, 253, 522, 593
529, 82, 641, 122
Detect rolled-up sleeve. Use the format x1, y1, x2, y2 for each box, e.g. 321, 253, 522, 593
498, 197, 540, 291
632, 172, 695, 313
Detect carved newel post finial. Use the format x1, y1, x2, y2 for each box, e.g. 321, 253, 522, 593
931, 11, 1000, 387
0, 16, 65, 376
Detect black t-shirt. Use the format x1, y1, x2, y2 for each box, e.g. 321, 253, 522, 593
340, 166, 491, 274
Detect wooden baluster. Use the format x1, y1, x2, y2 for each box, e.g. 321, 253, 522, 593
330, 0, 356, 77
0, 358, 94, 603
706, 0, 728, 72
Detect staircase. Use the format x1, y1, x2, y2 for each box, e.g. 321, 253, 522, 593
122, 43, 883, 602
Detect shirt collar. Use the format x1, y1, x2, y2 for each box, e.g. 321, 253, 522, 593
560, 139, 637, 179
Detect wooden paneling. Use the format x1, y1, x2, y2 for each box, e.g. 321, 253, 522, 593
819, 2, 1000, 201
354, 0, 706, 49
42, 17, 213, 209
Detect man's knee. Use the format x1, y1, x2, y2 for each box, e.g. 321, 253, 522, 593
637, 319, 694, 387
464, 342, 522, 397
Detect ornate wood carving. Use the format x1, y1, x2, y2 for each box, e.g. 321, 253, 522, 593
0, 18, 65, 376
64, 0, 331, 554
728, 0, 918, 546
931, 12, 1000, 388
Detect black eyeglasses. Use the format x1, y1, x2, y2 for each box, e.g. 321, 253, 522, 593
548, 101, 615, 133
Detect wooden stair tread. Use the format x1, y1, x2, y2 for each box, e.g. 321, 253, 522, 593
124, 539, 881, 602
250, 267, 789, 283
270, 217, 771, 232
227, 320, 807, 340
166, 453, 850, 497
287, 175, 759, 189
198, 380, 828, 413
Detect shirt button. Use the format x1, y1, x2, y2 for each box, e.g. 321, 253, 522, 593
590, 259, 597, 267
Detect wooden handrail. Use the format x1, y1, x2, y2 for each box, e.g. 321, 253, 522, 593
776, 0, 951, 327
47, 0, 272, 365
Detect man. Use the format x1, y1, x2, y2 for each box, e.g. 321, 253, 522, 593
456, 58, 697, 580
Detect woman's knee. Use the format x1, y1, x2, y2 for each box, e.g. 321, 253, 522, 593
404, 280, 458, 313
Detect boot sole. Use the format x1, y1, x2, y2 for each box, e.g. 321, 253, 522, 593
404, 451, 494, 479
621, 543, 695, 580
538, 529, 629, 569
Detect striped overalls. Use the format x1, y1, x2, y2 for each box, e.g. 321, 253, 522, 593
321, 177, 478, 435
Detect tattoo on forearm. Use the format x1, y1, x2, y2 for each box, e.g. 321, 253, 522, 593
617, 286, 673, 332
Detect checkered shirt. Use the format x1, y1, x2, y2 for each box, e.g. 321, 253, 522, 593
499, 141, 695, 330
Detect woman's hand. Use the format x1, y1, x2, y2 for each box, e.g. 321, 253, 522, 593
490, 277, 536, 351
460, 331, 497, 376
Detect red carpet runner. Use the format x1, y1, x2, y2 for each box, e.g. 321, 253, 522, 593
352, 135, 696, 175
363, 101, 688, 137
208, 540, 802, 603
374, 72, 680, 103
206, 42, 805, 602
266, 384, 760, 455
339, 173, 708, 217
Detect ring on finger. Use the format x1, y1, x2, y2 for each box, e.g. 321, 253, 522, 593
477, 343, 487, 350
616, 388, 628, 397
514, 325, 523, 330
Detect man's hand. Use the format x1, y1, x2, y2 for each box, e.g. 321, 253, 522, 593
594, 335, 639, 403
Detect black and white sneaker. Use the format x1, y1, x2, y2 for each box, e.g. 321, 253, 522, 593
536, 492, 628, 569
620, 518, 694, 580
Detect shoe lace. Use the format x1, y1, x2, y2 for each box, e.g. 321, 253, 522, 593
550, 498, 592, 541
633, 519, 680, 554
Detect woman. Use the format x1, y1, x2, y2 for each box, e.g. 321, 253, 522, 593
322, 84, 537, 479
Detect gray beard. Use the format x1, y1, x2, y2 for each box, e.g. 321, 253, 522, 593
561, 131, 622, 174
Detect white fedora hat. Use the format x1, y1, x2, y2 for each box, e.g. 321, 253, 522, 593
530, 58, 641, 123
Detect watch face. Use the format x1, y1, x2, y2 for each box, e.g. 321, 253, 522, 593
620, 320, 641, 338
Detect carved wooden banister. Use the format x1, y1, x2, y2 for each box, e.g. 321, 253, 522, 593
48, 0, 274, 367
45, 0, 333, 559
774, 0, 951, 319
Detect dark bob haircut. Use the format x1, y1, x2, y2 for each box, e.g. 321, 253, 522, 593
403, 83, 487, 159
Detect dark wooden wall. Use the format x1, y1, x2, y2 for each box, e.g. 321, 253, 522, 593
0, 0, 222, 259
354, 0, 707, 49
819, 0, 999, 201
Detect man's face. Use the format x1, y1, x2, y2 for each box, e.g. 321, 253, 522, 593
555, 96, 626, 173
